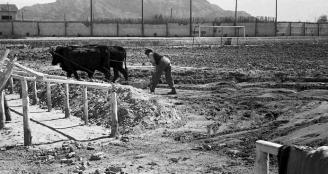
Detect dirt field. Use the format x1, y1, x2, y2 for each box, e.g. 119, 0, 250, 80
1, 38, 328, 174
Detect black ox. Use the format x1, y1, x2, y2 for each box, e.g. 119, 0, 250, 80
50, 45, 128, 82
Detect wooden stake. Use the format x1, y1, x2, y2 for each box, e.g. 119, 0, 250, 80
64, 83, 70, 118
82, 86, 88, 124
110, 92, 119, 138
46, 82, 52, 112
0, 90, 5, 129
9, 77, 14, 94
21, 78, 32, 146
31, 81, 39, 105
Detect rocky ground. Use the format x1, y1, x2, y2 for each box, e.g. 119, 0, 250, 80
1, 38, 328, 174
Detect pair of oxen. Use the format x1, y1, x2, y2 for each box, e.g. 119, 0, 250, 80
49, 44, 128, 82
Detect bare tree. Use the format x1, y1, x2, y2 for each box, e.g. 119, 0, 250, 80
317, 15, 327, 23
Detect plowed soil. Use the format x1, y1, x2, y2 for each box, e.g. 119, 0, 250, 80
1, 38, 328, 174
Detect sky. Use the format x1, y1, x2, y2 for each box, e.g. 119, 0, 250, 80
1, 0, 328, 22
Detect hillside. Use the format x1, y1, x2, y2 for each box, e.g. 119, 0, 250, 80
17, 0, 251, 21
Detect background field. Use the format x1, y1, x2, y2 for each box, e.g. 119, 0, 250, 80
1, 37, 328, 174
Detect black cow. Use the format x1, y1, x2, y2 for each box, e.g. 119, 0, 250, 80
50, 45, 128, 82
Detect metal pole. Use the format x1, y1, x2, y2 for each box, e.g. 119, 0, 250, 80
170, 8, 173, 19
190, 0, 192, 36
234, 0, 238, 36
275, 0, 277, 36
90, 0, 93, 36
141, 0, 144, 36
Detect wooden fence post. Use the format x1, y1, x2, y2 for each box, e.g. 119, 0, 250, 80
255, 147, 269, 174
9, 77, 14, 94
255, 140, 282, 174
21, 78, 32, 146
31, 81, 39, 105
46, 82, 52, 111
110, 92, 119, 138
82, 86, 88, 124
0, 90, 5, 129
64, 83, 70, 118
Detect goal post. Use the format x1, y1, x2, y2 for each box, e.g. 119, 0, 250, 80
198, 25, 246, 38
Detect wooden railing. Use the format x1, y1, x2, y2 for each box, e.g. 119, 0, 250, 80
255, 140, 283, 174
0, 49, 120, 146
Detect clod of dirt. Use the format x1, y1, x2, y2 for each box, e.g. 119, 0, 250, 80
90, 152, 105, 161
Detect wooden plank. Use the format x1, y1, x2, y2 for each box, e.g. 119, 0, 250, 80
256, 140, 282, 155
82, 86, 88, 124
31, 81, 39, 105
46, 82, 52, 112
110, 92, 119, 138
0, 56, 16, 92
21, 78, 32, 146
64, 83, 70, 118
0, 91, 5, 129
45, 74, 67, 80
44, 78, 112, 89
13, 62, 45, 78
11, 74, 37, 81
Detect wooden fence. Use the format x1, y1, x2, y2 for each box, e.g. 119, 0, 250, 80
255, 140, 283, 174
0, 49, 120, 146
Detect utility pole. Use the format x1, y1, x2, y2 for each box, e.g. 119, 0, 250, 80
234, 0, 238, 36
170, 8, 173, 20
22, 10, 24, 21
90, 0, 93, 36
275, 0, 278, 36
190, 0, 192, 36
141, 0, 144, 36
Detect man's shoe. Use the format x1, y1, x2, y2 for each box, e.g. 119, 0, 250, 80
167, 88, 177, 95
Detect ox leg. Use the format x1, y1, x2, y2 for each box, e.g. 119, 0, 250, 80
73, 71, 81, 80
67, 72, 72, 78
88, 72, 94, 79
112, 69, 120, 83
4, 96, 11, 122
99, 67, 111, 82
116, 65, 128, 81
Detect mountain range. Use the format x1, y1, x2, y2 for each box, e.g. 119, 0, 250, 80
18, 0, 251, 21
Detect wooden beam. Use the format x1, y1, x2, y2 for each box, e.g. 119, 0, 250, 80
44, 78, 112, 89
46, 82, 52, 112
11, 74, 37, 81
110, 92, 119, 138
64, 83, 70, 118
44, 74, 67, 80
0, 91, 5, 129
21, 78, 32, 146
13, 62, 45, 78
256, 140, 282, 155
0, 57, 16, 92
82, 86, 88, 124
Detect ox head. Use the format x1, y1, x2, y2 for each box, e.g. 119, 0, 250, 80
49, 46, 64, 66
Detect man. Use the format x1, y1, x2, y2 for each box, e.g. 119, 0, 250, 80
144, 49, 176, 95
